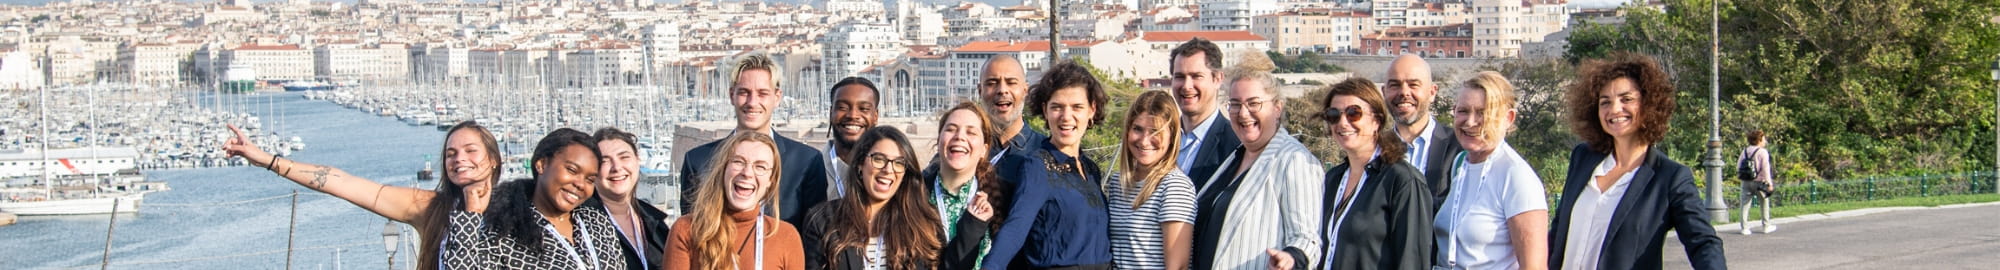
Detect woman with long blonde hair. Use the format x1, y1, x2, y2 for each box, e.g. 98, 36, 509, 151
664, 132, 806, 270
1107, 90, 1199, 269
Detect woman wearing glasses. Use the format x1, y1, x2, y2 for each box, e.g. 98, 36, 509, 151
986, 61, 1115, 269
1190, 53, 1325, 270
1315, 78, 1434, 270
664, 132, 807, 270
800, 126, 954, 269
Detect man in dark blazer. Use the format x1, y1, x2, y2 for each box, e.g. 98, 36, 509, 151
1167, 38, 1242, 188
678, 54, 831, 225
1548, 144, 1727, 270
1382, 54, 1462, 210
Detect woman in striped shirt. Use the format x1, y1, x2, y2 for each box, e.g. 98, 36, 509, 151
1106, 91, 1199, 269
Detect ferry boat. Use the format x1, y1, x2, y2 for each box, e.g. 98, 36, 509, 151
282, 81, 338, 91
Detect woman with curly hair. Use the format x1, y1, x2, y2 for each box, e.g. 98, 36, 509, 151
985, 60, 1114, 269
1548, 52, 1725, 270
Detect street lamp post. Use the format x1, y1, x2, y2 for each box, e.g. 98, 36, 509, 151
1704, 0, 1731, 223
383, 222, 401, 270
1990, 59, 1998, 194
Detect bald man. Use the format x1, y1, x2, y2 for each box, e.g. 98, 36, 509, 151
1382, 54, 1462, 211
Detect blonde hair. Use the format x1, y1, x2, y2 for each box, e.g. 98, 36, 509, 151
686, 132, 784, 270
1459, 71, 1518, 143
1118, 91, 1184, 209
1222, 50, 1280, 97
731, 53, 784, 90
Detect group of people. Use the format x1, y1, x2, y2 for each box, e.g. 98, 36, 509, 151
221, 37, 1734, 270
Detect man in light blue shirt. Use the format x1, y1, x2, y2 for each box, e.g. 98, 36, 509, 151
1167, 38, 1242, 189
1382, 54, 1461, 211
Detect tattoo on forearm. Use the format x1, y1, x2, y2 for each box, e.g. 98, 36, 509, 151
308, 165, 334, 189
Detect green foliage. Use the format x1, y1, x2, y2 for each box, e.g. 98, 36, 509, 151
1563, 0, 2000, 181
30, 15, 48, 23
311, 10, 333, 17
1266, 51, 1347, 73
1024, 58, 1148, 166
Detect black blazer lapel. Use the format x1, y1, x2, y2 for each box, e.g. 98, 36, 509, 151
1189, 116, 1241, 188
1548, 144, 1601, 269
1595, 149, 1662, 270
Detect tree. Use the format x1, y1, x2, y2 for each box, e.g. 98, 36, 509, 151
1564, 0, 2000, 180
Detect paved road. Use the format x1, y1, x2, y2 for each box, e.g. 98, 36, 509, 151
1663, 203, 2000, 269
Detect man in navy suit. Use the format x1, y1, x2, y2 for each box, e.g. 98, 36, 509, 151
1383, 54, 1463, 210
678, 53, 831, 225
1168, 38, 1241, 189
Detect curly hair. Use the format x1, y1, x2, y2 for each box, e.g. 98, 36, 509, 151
1026, 60, 1108, 126
1318, 78, 1408, 164
1565, 52, 1677, 153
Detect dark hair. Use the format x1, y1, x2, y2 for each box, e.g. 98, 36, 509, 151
1026, 60, 1109, 126
929, 101, 1011, 231
1319, 78, 1409, 164
489, 128, 601, 253
418, 120, 501, 270
829, 76, 881, 103
593, 127, 638, 152
816, 127, 943, 267
1746, 130, 1766, 144
1169, 37, 1223, 74
1565, 52, 1677, 153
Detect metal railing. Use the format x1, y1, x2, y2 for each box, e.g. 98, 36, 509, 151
1725, 171, 1997, 206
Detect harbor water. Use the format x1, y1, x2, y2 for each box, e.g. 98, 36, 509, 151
2, 92, 444, 269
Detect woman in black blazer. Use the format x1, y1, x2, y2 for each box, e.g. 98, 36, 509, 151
1548, 52, 1725, 270
1313, 78, 1435, 270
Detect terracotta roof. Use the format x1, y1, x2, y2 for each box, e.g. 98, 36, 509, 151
953, 40, 1097, 52
1139, 31, 1266, 42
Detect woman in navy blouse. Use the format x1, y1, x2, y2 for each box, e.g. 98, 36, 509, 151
985, 60, 1114, 270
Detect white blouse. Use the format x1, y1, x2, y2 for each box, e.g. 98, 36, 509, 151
1559, 154, 1636, 270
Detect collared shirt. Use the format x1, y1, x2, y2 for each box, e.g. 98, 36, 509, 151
1179, 110, 1224, 172
933, 174, 991, 267
824, 140, 847, 199
991, 126, 1047, 164
1406, 117, 1438, 173
1561, 155, 1637, 270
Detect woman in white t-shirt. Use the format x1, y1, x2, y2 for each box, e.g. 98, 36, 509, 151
1435, 72, 1549, 270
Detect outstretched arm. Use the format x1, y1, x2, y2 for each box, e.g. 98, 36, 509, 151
222, 124, 469, 225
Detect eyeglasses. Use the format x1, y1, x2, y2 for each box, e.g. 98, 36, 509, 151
867, 153, 907, 174
1319, 105, 1367, 124
1224, 99, 1269, 113
726, 159, 773, 177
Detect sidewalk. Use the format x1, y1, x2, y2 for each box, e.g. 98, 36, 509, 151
1665, 201, 2000, 269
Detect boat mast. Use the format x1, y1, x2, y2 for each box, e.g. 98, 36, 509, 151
39, 83, 49, 195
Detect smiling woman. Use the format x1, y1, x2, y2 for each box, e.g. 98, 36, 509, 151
441, 128, 629, 270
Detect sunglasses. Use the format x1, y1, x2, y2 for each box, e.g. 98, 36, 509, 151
1319, 105, 1367, 124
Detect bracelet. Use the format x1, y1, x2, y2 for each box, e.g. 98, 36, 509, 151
265, 157, 279, 170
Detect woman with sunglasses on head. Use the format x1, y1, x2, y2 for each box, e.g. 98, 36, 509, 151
1548, 52, 1724, 270
1107, 91, 1200, 270
1315, 77, 1433, 270
800, 126, 962, 269
221, 121, 501, 270
1189, 52, 1325, 270
663, 132, 807, 270
986, 60, 1114, 270
922, 101, 1004, 268
441, 128, 628, 270
1433, 72, 1548, 270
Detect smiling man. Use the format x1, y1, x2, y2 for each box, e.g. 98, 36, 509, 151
1168, 38, 1243, 189
1382, 54, 1462, 210
977, 54, 1047, 162
677, 53, 831, 225
822, 77, 880, 199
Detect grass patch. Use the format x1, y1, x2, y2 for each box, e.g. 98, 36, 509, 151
1717, 193, 2000, 224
